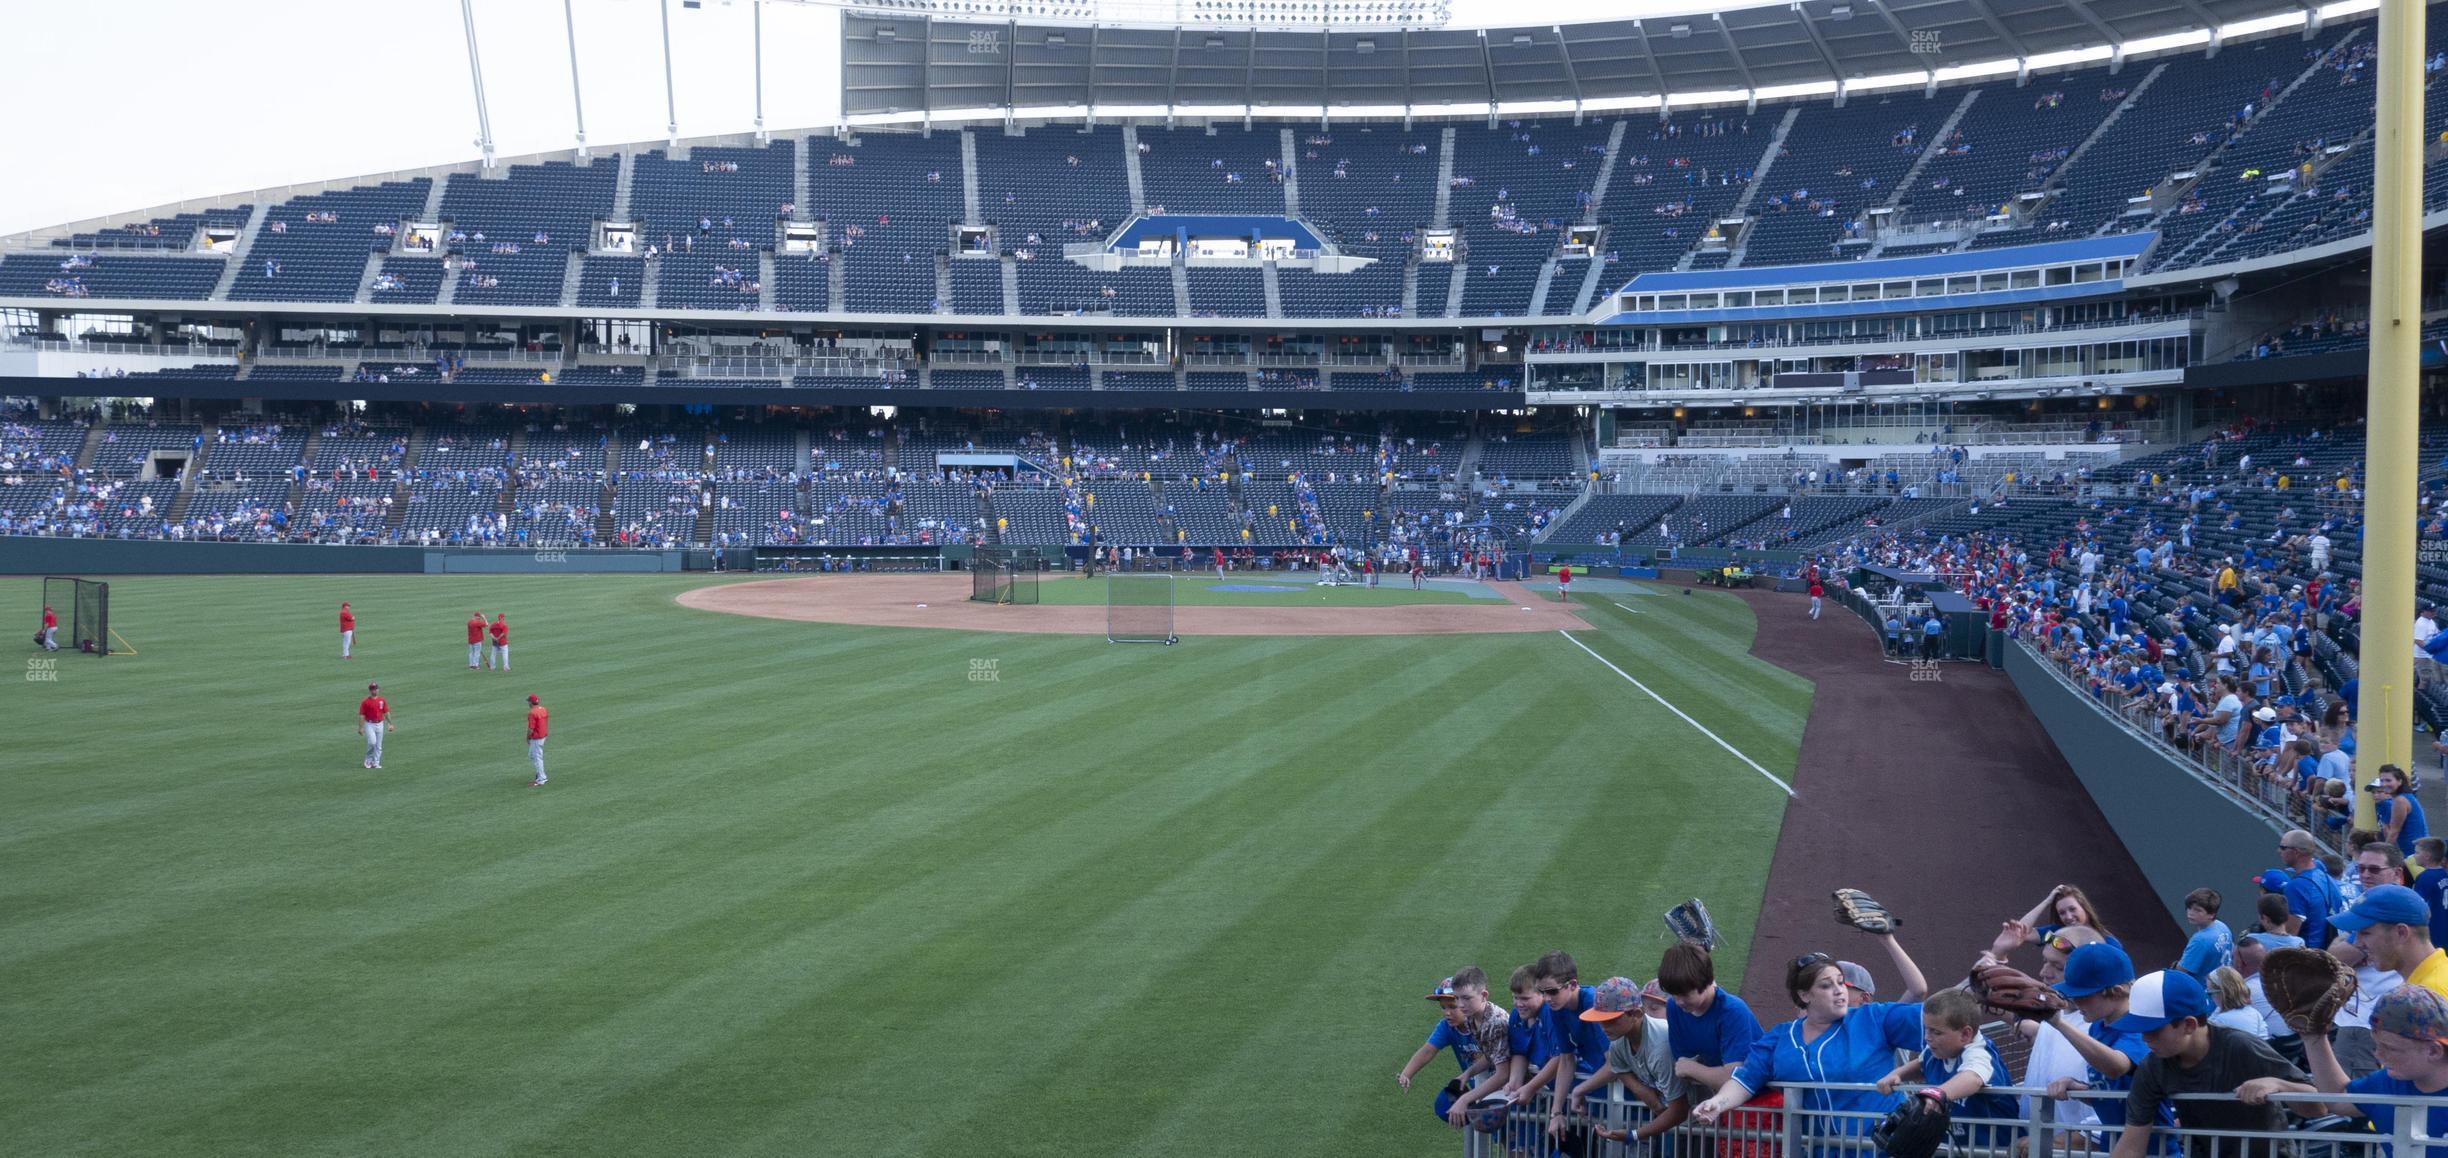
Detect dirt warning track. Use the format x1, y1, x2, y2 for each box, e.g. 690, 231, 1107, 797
677, 574, 1592, 636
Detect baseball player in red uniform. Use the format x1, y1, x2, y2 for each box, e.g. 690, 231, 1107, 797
1557, 563, 1573, 602
488, 613, 510, 671
339, 602, 355, 659
358, 682, 391, 769
39, 605, 58, 651
525, 694, 549, 787
466, 611, 486, 669
1808, 578, 1825, 619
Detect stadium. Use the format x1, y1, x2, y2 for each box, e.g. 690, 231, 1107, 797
8, 0, 2448, 1152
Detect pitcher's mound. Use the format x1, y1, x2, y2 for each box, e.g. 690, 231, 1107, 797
678, 574, 1590, 636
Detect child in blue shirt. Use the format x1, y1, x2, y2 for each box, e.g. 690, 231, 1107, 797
1877, 990, 2020, 1150
1398, 967, 1514, 1128
2177, 887, 2235, 983
2238, 985, 2448, 1158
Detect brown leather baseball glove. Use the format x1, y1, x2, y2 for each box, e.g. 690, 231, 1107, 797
1970, 960, 2067, 1019
2264, 947, 2357, 1037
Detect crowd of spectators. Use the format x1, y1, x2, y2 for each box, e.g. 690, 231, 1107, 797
1399, 867, 2448, 1156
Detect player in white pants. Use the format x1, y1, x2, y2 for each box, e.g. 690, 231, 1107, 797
525, 694, 549, 786
358, 683, 391, 769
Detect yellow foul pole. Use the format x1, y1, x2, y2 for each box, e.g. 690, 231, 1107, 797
2357, 0, 2427, 828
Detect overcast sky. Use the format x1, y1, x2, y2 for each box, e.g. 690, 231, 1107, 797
1, 0, 844, 239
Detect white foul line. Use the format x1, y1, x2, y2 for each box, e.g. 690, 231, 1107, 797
1556, 630, 1797, 797
1611, 601, 1642, 614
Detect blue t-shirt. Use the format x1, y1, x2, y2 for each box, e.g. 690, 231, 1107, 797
2347, 1070, 2448, 1158
1514, 1005, 1552, 1069
2284, 868, 2341, 948
2383, 796, 2431, 856
1732, 1002, 1925, 1138
2084, 1018, 2176, 1135
1428, 1018, 1480, 1071
1542, 986, 1612, 1077
1667, 987, 1765, 1070
2177, 921, 2234, 982
2417, 867, 2448, 950
1924, 1037, 2020, 1139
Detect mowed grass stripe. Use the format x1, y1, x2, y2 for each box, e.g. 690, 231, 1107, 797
0, 576, 1802, 1157
16, 635, 1380, 1149
337, 635, 1459, 1157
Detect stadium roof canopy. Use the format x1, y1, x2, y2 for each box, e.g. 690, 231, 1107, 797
841, 0, 2366, 119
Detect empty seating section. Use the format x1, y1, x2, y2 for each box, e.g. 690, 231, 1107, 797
1014, 368, 1089, 392
244, 365, 349, 382
897, 478, 979, 542
1741, 98, 1934, 267
231, 180, 432, 302
437, 161, 616, 306
1137, 127, 1286, 215
55, 206, 251, 252
1103, 371, 1177, 391
1448, 119, 1610, 316
1018, 262, 1174, 316
2040, 39, 2303, 239
631, 143, 793, 253
948, 259, 1002, 314
313, 428, 409, 475
93, 424, 200, 477
987, 489, 1069, 544
371, 256, 444, 304
1476, 433, 1578, 480
1412, 264, 1452, 317
1293, 126, 1438, 262
1277, 261, 1404, 318
1184, 266, 1264, 316
2155, 33, 2372, 266
1545, 494, 1682, 543
1603, 116, 1762, 274
1082, 480, 1166, 543
1900, 90, 2109, 229
578, 256, 643, 308
1185, 372, 1249, 391
816, 133, 961, 314
772, 253, 831, 311
13, 27, 2448, 326
0, 253, 224, 300
975, 127, 1133, 317
932, 369, 1006, 390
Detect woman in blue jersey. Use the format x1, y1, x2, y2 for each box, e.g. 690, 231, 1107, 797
1691, 953, 1926, 1146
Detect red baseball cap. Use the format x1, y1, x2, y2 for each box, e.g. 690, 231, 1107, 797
368, 683, 379, 691
527, 695, 539, 704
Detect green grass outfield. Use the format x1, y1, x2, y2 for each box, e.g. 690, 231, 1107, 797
0, 574, 1807, 1157
1028, 573, 1500, 607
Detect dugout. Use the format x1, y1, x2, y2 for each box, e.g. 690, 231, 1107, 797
752, 546, 948, 573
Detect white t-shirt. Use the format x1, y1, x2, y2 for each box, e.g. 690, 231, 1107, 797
2419, 617, 2440, 647
2247, 974, 2288, 1038
2026, 1012, 2104, 1127
2210, 1007, 2268, 1038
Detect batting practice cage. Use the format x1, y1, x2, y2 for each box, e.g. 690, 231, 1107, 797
970, 547, 1040, 605
1106, 574, 1178, 645
41, 576, 110, 655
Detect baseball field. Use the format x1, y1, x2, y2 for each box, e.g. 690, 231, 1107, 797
1, 572, 1809, 1157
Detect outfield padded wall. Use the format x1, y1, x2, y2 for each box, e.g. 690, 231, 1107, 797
2002, 641, 2278, 931
0, 538, 684, 575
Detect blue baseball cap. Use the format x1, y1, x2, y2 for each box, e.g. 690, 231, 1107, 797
2112, 970, 2214, 1033
2254, 869, 2292, 893
2054, 943, 2136, 998
2333, 884, 2429, 933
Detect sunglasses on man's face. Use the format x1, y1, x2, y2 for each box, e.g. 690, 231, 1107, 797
1537, 983, 1573, 997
